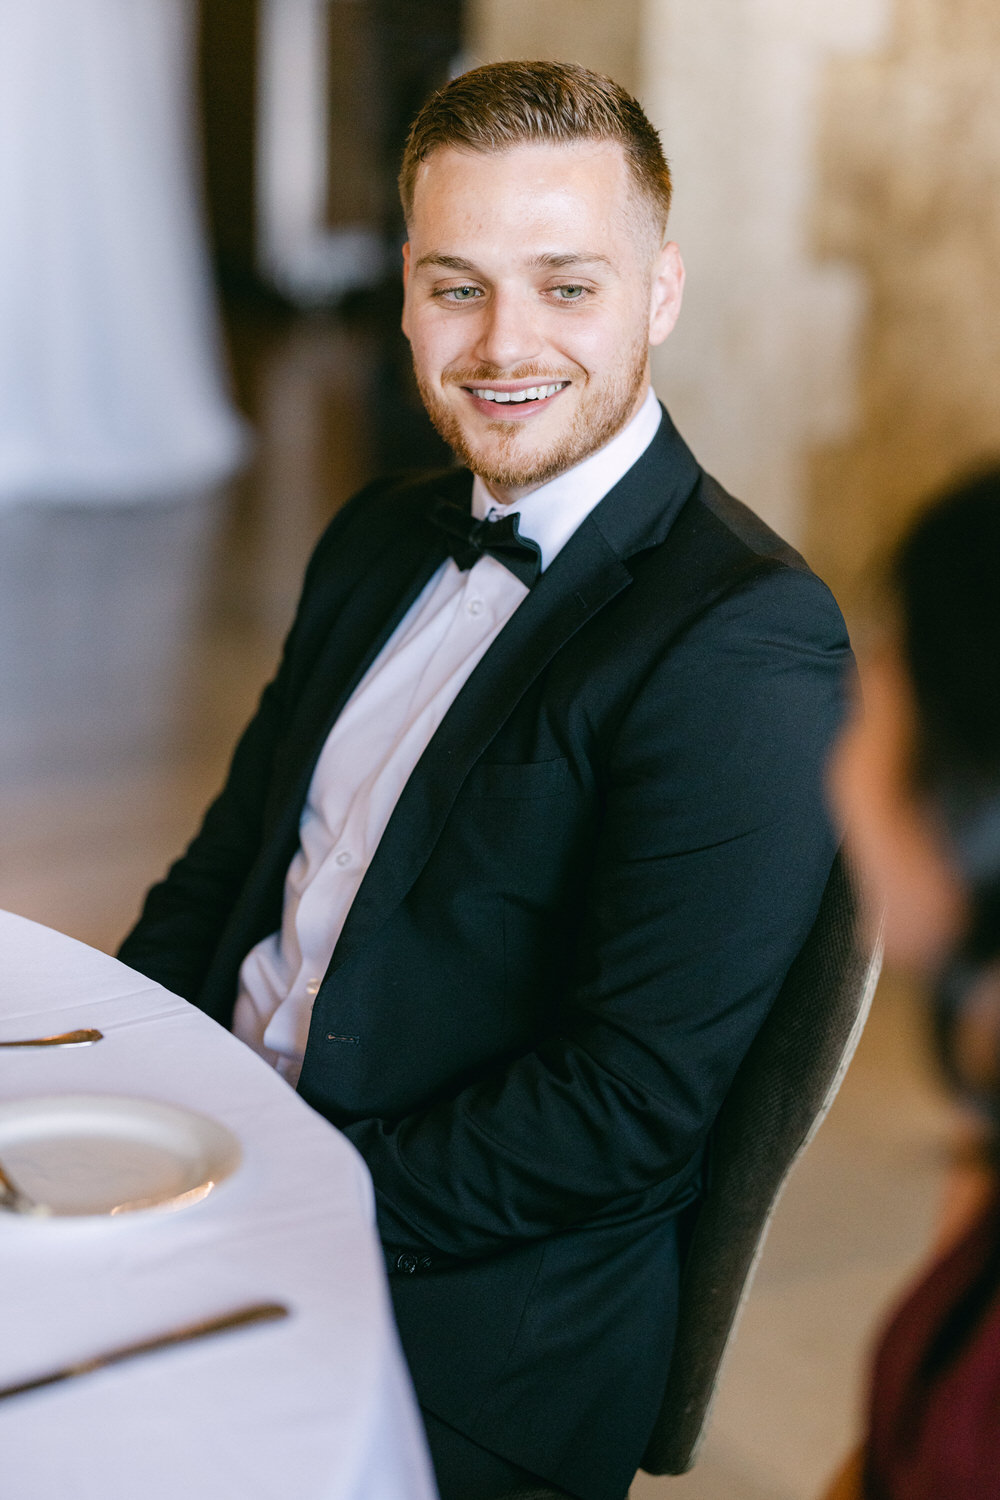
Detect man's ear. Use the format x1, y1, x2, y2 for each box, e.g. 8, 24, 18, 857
648, 242, 685, 347
401, 241, 412, 339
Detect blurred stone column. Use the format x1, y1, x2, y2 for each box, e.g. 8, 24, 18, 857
640, 0, 890, 545
808, 0, 1000, 611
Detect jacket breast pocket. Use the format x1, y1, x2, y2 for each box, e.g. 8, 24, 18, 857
467, 757, 572, 800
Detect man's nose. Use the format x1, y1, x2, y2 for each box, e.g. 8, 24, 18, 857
472, 289, 543, 370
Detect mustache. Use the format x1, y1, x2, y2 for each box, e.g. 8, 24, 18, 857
444, 364, 576, 385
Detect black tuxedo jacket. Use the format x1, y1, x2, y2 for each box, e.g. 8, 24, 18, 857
119, 409, 851, 1500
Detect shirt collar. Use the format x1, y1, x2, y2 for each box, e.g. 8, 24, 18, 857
470, 387, 662, 572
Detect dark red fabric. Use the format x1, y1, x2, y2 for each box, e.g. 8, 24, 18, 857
864, 1190, 1000, 1500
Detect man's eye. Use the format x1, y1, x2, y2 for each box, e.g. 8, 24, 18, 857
553, 285, 587, 300
440, 286, 481, 301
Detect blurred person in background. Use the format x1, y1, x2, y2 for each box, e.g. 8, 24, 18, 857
120, 61, 852, 1500
827, 469, 1000, 1500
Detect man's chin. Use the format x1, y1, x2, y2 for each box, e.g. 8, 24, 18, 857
422, 386, 636, 491
425, 413, 548, 485
456, 440, 573, 493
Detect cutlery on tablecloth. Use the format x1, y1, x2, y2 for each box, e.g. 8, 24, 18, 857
0, 1029, 103, 1048
0, 1156, 50, 1218
0, 1156, 217, 1220
0, 1302, 290, 1401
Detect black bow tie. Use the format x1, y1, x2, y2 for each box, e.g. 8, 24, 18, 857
430, 498, 542, 588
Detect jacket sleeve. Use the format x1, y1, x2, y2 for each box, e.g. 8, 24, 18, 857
116, 488, 376, 1001
116, 657, 295, 1001
342, 565, 853, 1261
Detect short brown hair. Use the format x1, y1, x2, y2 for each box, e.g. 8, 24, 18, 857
399, 60, 672, 239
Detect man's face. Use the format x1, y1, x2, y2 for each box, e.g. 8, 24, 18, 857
402, 141, 684, 501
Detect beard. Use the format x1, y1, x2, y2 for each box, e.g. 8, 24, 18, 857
414, 335, 650, 491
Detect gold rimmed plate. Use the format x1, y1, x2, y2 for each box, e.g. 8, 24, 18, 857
0, 1095, 241, 1219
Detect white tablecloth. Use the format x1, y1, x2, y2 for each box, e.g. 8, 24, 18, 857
0, 910, 438, 1500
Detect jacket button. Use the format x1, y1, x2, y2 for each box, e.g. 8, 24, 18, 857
396, 1252, 420, 1274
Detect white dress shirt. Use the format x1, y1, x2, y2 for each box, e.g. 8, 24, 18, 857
232, 388, 662, 1083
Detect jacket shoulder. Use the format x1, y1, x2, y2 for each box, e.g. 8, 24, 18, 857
694, 472, 810, 574
627, 469, 845, 653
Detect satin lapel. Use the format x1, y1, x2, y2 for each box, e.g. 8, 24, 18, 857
325, 519, 632, 974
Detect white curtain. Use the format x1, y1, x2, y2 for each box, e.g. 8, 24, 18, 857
0, 0, 247, 505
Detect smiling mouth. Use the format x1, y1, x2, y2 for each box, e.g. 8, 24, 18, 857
465, 381, 570, 405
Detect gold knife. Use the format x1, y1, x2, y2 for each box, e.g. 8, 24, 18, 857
0, 1302, 290, 1401
0, 1029, 103, 1048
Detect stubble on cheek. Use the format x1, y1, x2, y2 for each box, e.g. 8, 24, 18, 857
412, 332, 649, 491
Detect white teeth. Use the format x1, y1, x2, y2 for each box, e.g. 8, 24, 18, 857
471, 383, 566, 403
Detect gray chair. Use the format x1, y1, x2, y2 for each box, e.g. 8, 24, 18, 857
641, 849, 882, 1476
501, 851, 882, 1499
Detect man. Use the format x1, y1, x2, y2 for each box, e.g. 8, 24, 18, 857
120, 61, 851, 1500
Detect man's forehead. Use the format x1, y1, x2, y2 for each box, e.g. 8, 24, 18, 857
407, 141, 644, 262
411, 138, 632, 204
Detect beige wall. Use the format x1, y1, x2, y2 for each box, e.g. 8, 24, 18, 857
809, 0, 1000, 612
466, 0, 642, 95
467, 0, 887, 547
466, 0, 1000, 615
640, 0, 887, 545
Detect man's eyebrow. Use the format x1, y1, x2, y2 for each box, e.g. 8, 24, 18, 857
527, 252, 615, 271
413, 251, 615, 273
414, 253, 479, 272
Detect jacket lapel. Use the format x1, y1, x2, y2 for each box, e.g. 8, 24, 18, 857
198, 488, 458, 1023
326, 409, 702, 972
262, 496, 455, 839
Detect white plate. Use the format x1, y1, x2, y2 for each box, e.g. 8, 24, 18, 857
0, 1095, 241, 1218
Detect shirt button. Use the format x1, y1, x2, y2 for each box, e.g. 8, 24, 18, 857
335, 850, 352, 867
467, 598, 484, 617
305, 977, 321, 996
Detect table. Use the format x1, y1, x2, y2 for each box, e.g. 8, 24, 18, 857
0, 910, 439, 1500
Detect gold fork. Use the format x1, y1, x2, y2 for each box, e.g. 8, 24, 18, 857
0, 1157, 51, 1217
